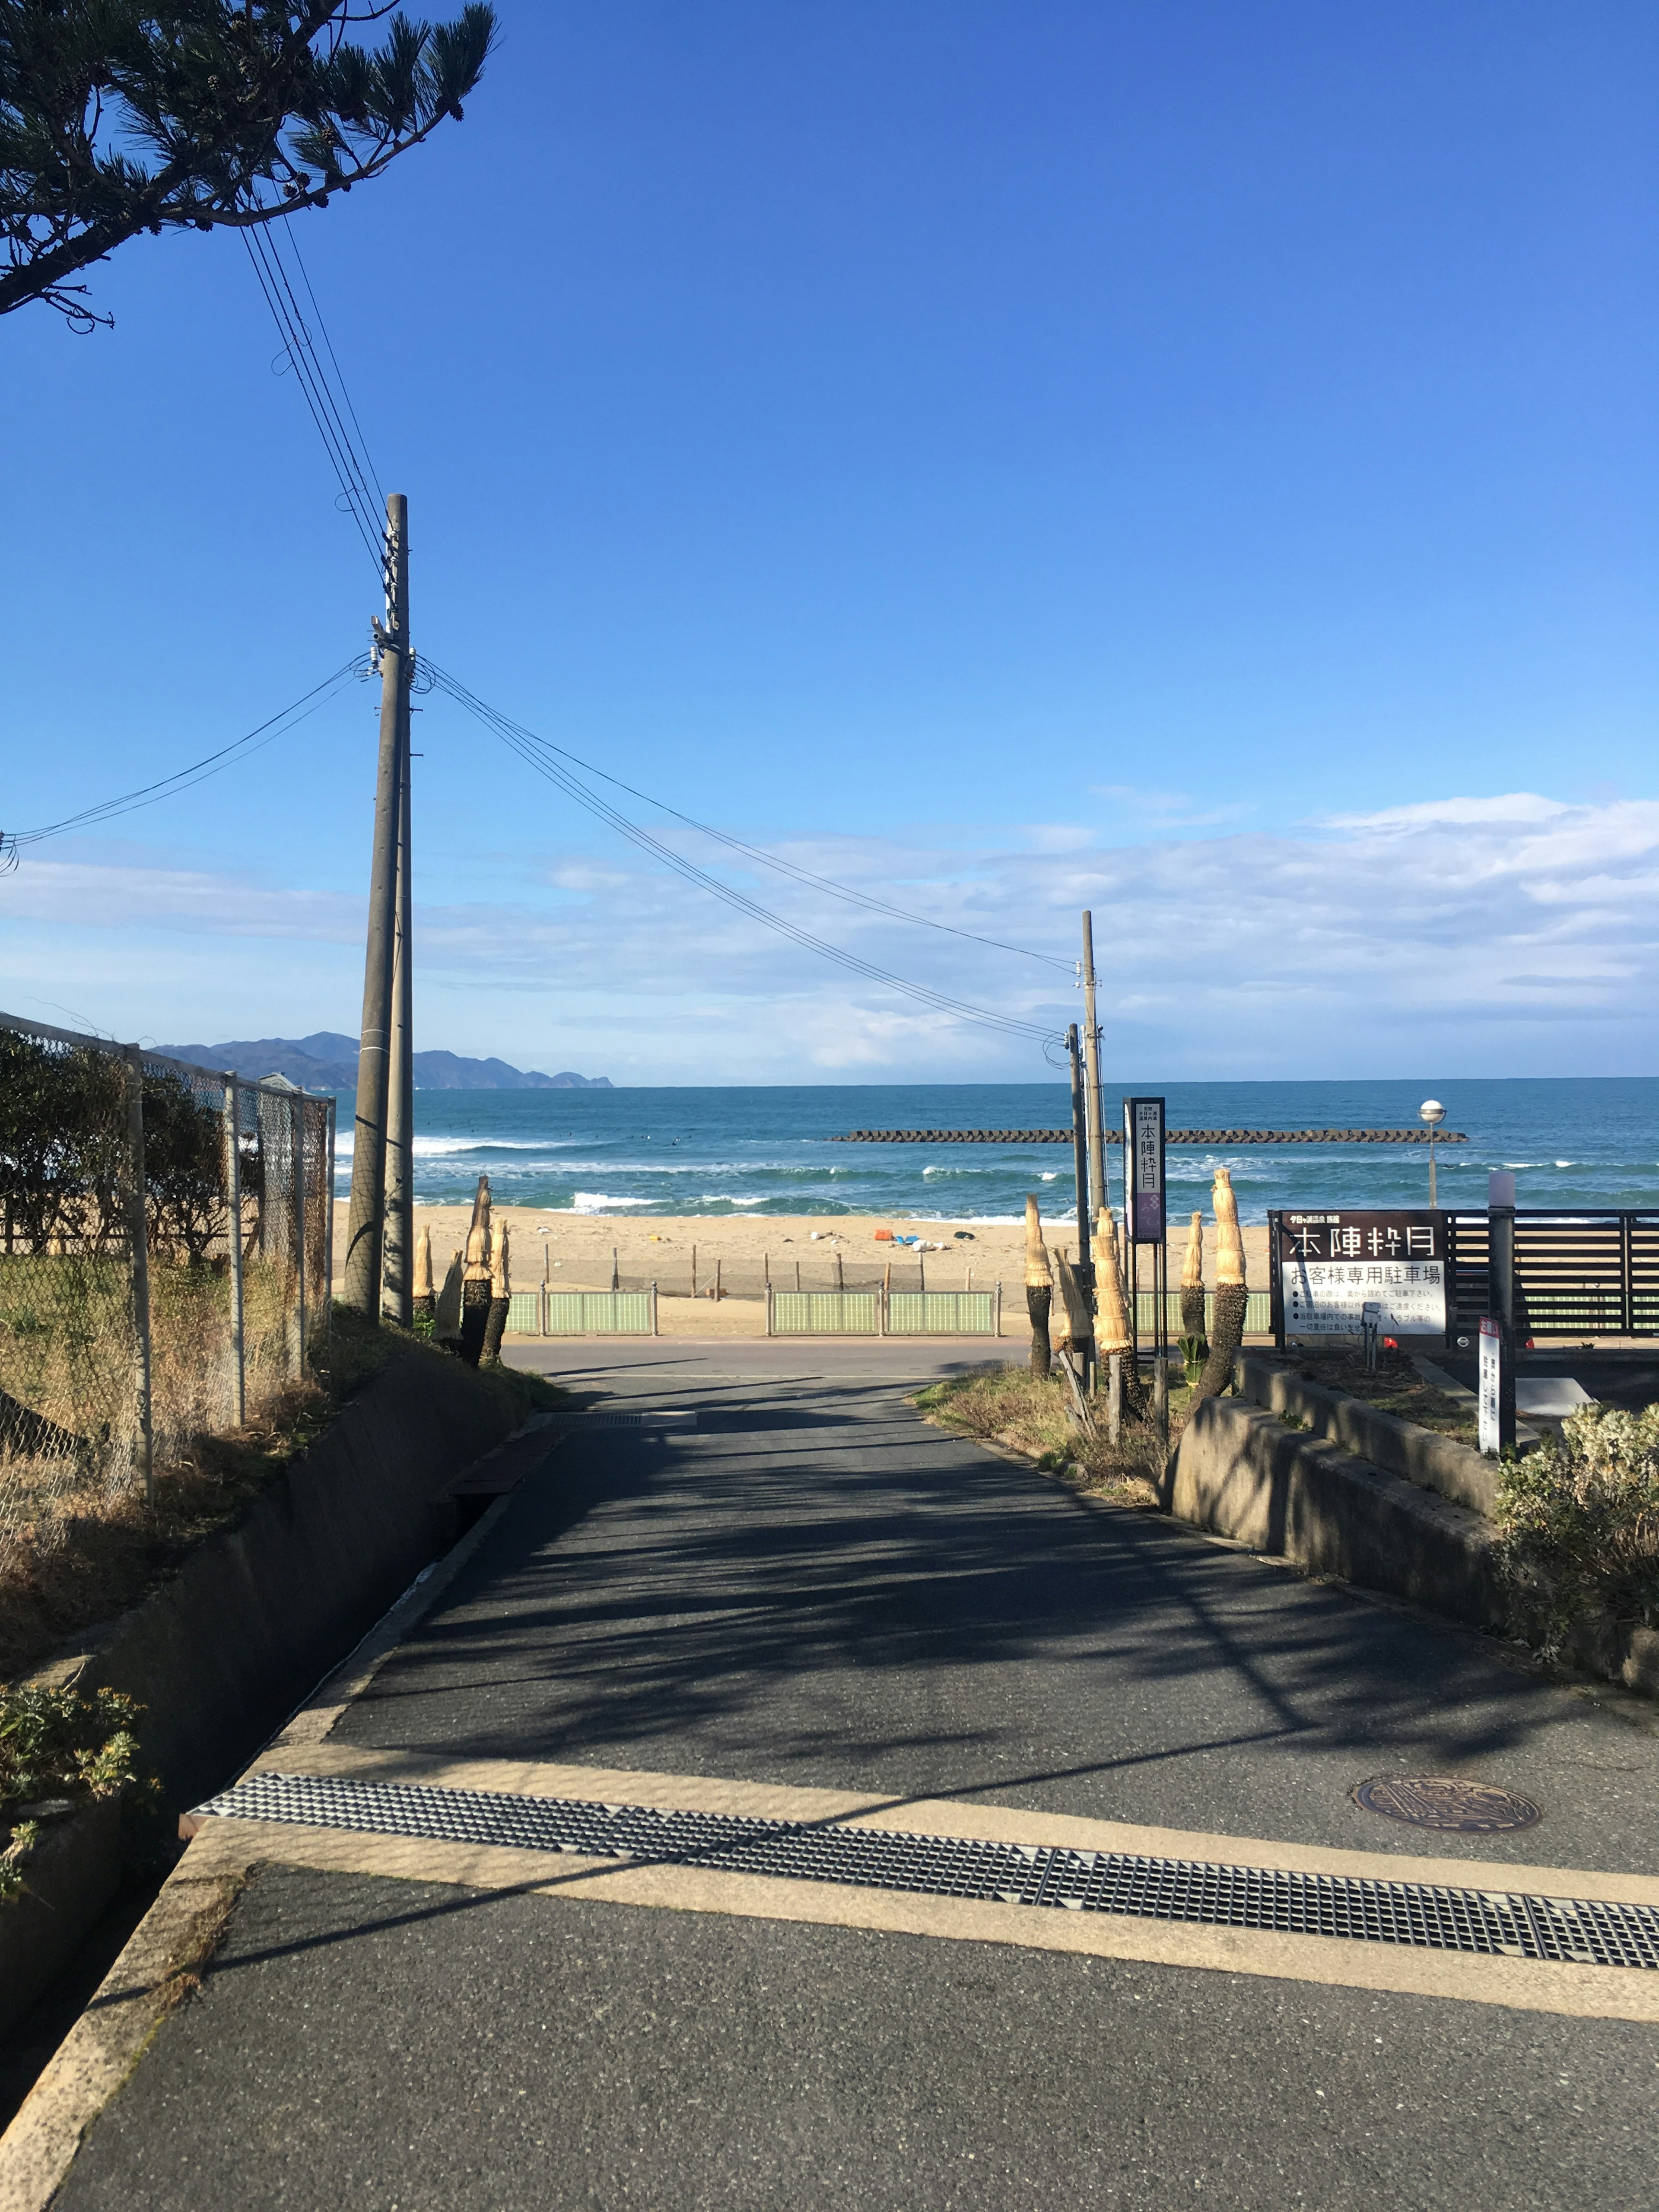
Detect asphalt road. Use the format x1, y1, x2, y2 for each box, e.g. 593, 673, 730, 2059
48, 1359, 1659, 2209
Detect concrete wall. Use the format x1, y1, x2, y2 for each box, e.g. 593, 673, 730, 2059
1166, 1397, 1502, 1629
1234, 1354, 1498, 1516
3, 1348, 521, 2037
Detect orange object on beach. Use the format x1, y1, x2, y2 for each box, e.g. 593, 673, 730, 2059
874, 1228, 894, 1240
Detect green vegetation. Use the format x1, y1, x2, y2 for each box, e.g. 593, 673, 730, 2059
1, 3, 496, 327
914, 1364, 1179, 1503
0, 1681, 152, 1904
1494, 1401, 1659, 1659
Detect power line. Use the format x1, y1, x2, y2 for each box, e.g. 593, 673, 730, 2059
427, 663, 1062, 1044
423, 669, 1073, 976
0, 659, 365, 864
243, 224, 385, 573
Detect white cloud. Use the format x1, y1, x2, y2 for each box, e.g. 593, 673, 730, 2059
2, 792, 1655, 1079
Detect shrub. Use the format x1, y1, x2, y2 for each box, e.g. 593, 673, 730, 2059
0, 1682, 152, 1904
1493, 1402, 1659, 1657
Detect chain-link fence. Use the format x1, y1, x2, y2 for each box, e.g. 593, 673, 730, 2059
0, 1013, 334, 1556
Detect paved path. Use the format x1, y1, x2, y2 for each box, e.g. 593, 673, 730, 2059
38, 1352, 1659, 2209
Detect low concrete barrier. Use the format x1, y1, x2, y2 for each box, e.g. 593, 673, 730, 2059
1235, 1354, 1497, 1516
1166, 1397, 1502, 1629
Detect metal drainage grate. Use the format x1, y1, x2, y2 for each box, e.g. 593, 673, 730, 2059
194, 1770, 1659, 1974
549, 1411, 697, 1431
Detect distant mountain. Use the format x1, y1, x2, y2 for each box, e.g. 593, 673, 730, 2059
157, 1031, 612, 1092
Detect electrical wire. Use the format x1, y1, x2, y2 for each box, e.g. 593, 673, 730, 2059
243, 222, 386, 574
0, 659, 365, 863
427, 663, 1062, 1044
422, 661, 1072, 977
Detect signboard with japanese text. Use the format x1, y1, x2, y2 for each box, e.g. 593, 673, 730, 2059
1122, 1096, 1166, 1245
1478, 1317, 1500, 1455
1274, 1210, 1447, 1338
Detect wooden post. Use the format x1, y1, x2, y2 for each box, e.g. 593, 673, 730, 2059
692, 1242, 698, 1297
343, 493, 409, 1316
124, 1046, 154, 1507
324, 1095, 336, 1357
1066, 1026, 1095, 1389
1080, 911, 1107, 1224
611, 1245, 620, 1293
293, 1091, 306, 1375
383, 572, 415, 1328
222, 1073, 245, 1427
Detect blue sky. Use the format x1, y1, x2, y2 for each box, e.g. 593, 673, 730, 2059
2, 1, 1655, 1081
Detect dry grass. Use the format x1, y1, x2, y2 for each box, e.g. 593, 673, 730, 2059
1277, 1345, 1477, 1445
914, 1362, 1182, 1505
0, 1308, 565, 1681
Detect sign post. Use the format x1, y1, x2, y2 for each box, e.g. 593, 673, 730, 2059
1478, 1316, 1501, 1456
1122, 1097, 1167, 1417
1487, 1170, 1517, 1455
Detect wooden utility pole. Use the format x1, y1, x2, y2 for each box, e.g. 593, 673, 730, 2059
383, 531, 415, 1327
1067, 1023, 1096, 1390
1080, 911, 1106, 1224
343, 493, 408, 1315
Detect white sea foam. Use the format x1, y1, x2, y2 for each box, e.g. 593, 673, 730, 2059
569, 1192, 653, 1211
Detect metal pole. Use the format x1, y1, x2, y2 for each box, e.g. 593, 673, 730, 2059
343, 492, 408, 1315
384, 595, 415, 1325
125, 1046, 154, 1507
1428, 1129, 1437, 1210
223, 1074, 245, 1427
1489, 1174, 1517, 1452
1080, 912, 1106, 1224
293, 1091, 306, 1374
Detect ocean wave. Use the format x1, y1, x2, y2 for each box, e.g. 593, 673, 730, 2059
569, 1191, 653, 1211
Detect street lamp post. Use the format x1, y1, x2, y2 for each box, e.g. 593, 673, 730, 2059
1420, 1098, 1446, 1208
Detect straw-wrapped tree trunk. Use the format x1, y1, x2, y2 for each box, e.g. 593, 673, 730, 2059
481, 1220, 510, 1366
1179, 1210, 1208, 1383
412, 1225, 434, 1333
1191, 1170, 1246, 1402
1023, 1194, 1052, 1376
458, 1176, 492, 1367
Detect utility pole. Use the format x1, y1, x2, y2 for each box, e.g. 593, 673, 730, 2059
1080, 911, 1106, 1224
342, 493, 408, 1316
383, 526, 416, 1327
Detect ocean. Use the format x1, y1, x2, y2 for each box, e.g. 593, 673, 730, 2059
332, 1078, 1659, 1223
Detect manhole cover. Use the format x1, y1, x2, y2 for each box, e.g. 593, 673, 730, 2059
1353, 1777, 1541, 1834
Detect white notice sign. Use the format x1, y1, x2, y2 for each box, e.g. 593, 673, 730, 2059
1478, 1317, 1500, 1456
1277, 1211, 1448, 1338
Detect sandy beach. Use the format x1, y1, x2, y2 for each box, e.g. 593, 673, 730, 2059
335, 1206, 1274, 1339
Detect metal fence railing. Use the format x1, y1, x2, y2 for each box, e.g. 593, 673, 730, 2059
0, 1012, 334, 1553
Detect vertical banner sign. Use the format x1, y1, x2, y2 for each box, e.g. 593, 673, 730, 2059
1478, 1316, 1501, 1456
1123, 1097, 1166, 1245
